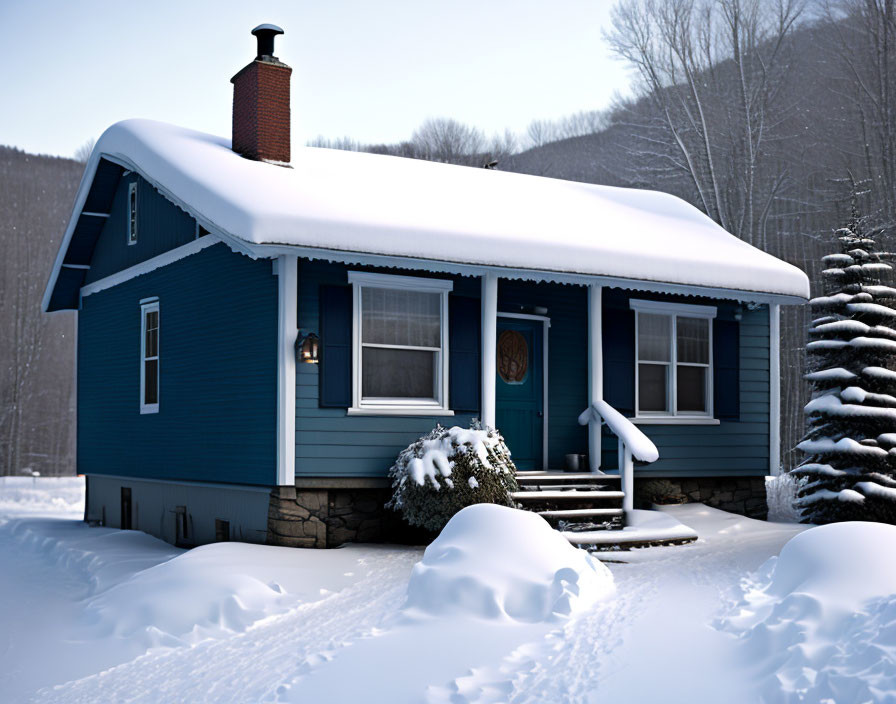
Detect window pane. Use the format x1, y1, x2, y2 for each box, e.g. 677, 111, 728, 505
638, 313, 671, 361
677, 317, 709, 364
638, 363, 668, 412
362, 287, 440, 347
677, 366, 706, 413
362, 347, 436, 399
144, 311, 158, 358
144, 359, 158, 405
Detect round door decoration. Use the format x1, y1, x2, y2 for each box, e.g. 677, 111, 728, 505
497, 329, 529, 383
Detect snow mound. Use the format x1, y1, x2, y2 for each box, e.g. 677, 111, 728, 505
721, 522, 896, 703
83, 543, 296, 648
403, 504, 613, 623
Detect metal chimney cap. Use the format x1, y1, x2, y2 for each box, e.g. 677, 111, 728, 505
251, 24, 284, 60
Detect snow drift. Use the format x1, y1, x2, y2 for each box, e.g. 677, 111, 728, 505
721, 522, 896, 703
404, 504, 613, 623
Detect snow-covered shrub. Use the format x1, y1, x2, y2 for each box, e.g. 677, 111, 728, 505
386, 423, 519, 532
765, 474, 807, 523
794, 212, 896, 524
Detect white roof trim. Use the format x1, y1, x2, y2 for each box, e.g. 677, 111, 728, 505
80, 236, 222, 299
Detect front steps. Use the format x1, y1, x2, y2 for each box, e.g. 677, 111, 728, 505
513, 471, 625, 532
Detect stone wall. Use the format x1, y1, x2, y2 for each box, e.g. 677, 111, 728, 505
634, 476, 768, 520
266, 486, 400, 548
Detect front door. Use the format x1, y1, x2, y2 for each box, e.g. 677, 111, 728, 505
495, 317, 544, 470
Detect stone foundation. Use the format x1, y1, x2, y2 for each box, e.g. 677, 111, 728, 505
267, 486, 404, 548
634, 476, 768, 520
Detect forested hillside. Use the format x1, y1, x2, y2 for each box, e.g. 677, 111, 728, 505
500, 1, 895, 470
0, 146, 81, 475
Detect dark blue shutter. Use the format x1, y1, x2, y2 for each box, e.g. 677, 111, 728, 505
603, 307, 635, 415
319, 285, 352, 408
713, 319, 740, 421
449, 295, 480, 412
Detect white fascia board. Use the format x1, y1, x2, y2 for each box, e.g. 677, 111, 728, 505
252, 243, 808, 306
80, 236, 221, 298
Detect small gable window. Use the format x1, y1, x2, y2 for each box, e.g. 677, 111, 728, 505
127, 182, 138, 245
348, 271, 453, 415
630, 299, 716, 418
140, 300, 159, 414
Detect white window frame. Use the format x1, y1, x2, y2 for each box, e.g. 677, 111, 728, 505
629, 299, 716, 420
347, 271, 453, 416
140, 299, 159, 414
127, 182, 138, 245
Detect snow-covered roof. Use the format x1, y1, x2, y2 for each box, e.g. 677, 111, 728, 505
44, 119, 809, 310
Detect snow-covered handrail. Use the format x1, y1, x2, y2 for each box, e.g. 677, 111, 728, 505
578, 400, 659, 513
577, 400, 659, 463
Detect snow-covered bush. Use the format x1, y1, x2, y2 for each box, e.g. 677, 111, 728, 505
793, 213, 896, 524
386, 423, 519, 532
765, 474, 807, 523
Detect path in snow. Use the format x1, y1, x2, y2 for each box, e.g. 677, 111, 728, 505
2, 481, 814, 703
34, 546, 422, 703
434, 505, 806, 703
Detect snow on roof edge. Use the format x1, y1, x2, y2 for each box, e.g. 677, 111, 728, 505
44, 119, 811, 309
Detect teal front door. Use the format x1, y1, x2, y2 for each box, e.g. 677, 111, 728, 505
495, 317, 544, 470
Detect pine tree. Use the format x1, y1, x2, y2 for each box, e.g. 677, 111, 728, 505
793, 209, 896, 523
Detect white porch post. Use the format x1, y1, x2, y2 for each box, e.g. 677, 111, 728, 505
588, 284, 603, 473
481, 272, 498, 428
769, 303, 781, 476
276, 254, 298, 486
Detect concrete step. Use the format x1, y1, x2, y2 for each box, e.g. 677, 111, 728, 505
515, 472, 621, 482
518, 482, 618, 491
511, 490, 625, 501
537, 508, 625, 518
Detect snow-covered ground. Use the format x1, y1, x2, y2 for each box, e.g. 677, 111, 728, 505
2, 478, 896, 702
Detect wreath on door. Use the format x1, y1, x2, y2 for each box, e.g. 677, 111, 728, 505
497, 329, 529, 383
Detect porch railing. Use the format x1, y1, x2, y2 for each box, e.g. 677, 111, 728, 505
577, 400, 659, 511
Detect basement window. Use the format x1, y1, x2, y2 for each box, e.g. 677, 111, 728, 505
140, 300, 159, 414
630, 299, 716, 418
127, 182, 138, 245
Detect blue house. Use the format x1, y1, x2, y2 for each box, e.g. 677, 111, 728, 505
43, 27, 809, 547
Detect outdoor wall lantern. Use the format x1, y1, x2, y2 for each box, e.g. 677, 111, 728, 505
297, 332, 320, 363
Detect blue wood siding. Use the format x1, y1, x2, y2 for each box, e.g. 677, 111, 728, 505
84, 173, 197, 284
78, 243, 278, 485
297, 265, 770, 478
296, 259, 477, 477
600, 289, 770, 477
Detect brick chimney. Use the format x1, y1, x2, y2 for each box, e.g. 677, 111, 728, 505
231, 24, 291, 165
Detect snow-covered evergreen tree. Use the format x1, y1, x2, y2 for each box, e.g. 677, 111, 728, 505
793, 212, 896, 523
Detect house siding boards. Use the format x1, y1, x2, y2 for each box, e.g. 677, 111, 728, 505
295, 259, 477, 478
84, 172, 197, 284
297, 262, 771, 479
600, 289, 770, 477
78, 242, 278, 485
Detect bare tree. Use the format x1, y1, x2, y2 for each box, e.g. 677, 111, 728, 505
606, 0, 806, 246
74, 138, 96, 164
819, 0, 896, 228
410, 118, 486, 165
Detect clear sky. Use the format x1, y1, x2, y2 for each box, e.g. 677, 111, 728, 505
0, 0, 632, 158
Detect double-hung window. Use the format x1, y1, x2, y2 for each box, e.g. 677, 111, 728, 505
348, 271, 452, 414
630, 299, 716, 418
140, 300, 159, 414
